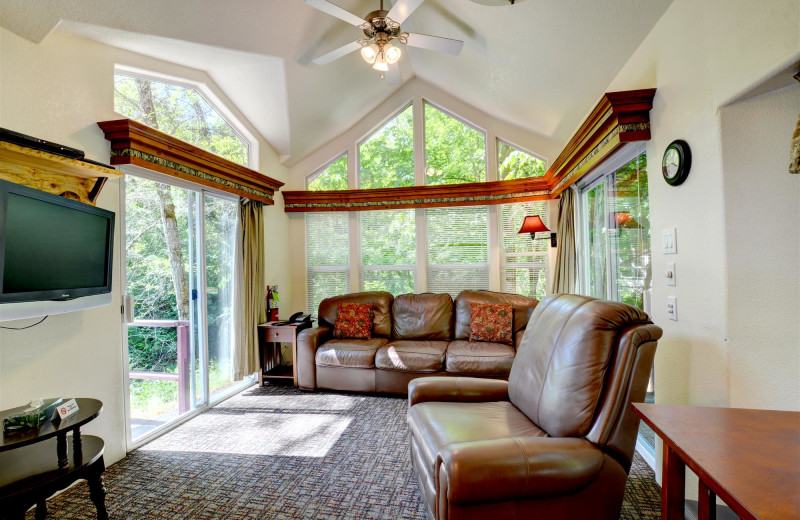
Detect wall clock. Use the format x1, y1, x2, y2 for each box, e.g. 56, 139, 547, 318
662, 140, 691, 186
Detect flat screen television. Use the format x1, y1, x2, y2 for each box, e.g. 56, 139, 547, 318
0, 179, 115, 308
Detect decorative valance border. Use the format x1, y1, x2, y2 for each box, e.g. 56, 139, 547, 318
282, 177, 550, 212
98, 119, 283, 204
282, 88, 655, 212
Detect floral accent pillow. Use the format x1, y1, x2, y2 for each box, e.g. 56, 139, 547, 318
469, 302, 513, 345
333, 303, 373, 339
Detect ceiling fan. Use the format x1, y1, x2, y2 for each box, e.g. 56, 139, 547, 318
306, 0, 464, 84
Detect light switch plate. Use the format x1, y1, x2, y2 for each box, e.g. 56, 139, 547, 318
662, 228, 677, 254
666, 262, 676, 286
667, 296, 677, 321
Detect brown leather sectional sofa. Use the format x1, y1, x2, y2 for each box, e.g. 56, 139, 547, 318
296, 290, 538, 394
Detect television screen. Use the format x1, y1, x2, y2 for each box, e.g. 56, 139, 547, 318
0, 180, 114, 303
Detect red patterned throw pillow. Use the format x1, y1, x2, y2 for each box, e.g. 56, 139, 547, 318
333, 303, 373, 339
469, 302, 513, 345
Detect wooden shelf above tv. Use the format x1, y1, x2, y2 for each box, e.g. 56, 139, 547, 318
0, 140, 121, 206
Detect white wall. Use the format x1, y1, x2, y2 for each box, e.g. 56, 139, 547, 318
0, 28, 289, 463
605, 0, 800, 493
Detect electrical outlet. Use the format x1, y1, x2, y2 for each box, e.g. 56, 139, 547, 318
667, 297, 677, 321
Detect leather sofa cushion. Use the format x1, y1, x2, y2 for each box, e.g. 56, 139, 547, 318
445, 340, 515, 376
315, 338, 388, 368
454, 290, 538, 340
509, 294, 652, 438
318, 292, 393, 338
392, 293, 453, 340
376, 340, 448, 372
408, 400, 547, 476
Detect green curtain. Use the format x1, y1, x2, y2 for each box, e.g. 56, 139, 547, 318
234, 198, 266, 380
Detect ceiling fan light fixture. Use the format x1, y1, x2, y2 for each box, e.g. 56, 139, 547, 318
361, 43, 380, 63
385, 44, 402, 64
372, 52, 389, 71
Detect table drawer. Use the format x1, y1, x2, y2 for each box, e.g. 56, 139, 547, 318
264, 327, 292, 343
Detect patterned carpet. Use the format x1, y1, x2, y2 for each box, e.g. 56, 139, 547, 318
30, 385, 663, 519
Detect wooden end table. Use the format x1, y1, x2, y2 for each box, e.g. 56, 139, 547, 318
0, 398, 108, 520
258, 321, 309, 387
633, 403, 800, 520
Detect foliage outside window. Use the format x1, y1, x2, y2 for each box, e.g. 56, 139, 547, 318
426, 206, 490, 297
307, 212, 350, 313
498, 140, 546, 180
582, 152, 650, 309
114, 72, 249, 166
425, 104, 486, 185
359, 105, 414, 189
499, 201, 549, 299
308, 154, 348, 191
360, 209, 416, 296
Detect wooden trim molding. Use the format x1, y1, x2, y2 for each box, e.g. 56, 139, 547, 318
282, 177, 551, 212
282, 88, 655, 212
546, 89, 656, 196
97, 119, 283, 204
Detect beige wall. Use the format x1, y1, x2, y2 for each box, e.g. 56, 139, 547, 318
605, 0, 800, 492
0, 28, 289, 463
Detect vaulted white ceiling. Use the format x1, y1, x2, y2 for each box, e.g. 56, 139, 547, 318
1, 0, 672, 165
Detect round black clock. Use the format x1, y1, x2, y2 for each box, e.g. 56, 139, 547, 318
662, 140, 691, 186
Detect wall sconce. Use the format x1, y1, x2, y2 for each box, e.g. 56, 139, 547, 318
517, 215, 557, 247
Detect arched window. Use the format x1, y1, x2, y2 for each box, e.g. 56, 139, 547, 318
114, 72, 250, 166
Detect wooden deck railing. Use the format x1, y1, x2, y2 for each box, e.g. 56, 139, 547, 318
128, 319, 190, 414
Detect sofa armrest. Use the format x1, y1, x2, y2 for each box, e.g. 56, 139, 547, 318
408, 377, 509, 407
296, 325, 332, 390
438, 437, 605, 504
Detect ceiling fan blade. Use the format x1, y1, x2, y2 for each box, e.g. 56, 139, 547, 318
312, 41, 362, 65
305, 0, 366, 27
405, 33, 464, 56
385, 63, 403, 86
387, 0, 425, 25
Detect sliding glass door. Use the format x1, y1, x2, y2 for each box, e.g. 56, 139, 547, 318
578, 147, 655, 460
123, 174, 242, 444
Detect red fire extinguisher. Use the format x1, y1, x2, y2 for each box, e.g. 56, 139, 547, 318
266, 285, 280, 321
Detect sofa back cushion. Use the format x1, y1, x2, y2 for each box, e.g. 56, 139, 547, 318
454, 290, 537, 341
508, 294, 652, 438
318, 292, 393, 338
392, 293, 453, 340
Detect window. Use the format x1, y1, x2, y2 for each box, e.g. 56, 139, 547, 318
426, 206, 490, 297
306, 212, 350, 312
308, 154, 348, 191
360, 209, 416, 296
114, 72, 249, 166
498, 140, 546, 180
580, 151, 650, 308
500, 201, 549, 299
425, 104, 486, 185
359, 105, 414, 189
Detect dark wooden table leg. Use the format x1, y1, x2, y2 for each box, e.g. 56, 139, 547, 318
73, 428, 83, 465
662, 444, 685, 520
56, 432, 68, 469
35, 499, 48, 519
698, 480, 716, 520
88, 472, 109, 520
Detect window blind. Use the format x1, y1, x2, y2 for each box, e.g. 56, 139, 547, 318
426, 206, 489, 297
306, 212, 350, 313
359, 209, 416, 296
499, 201, 549, 299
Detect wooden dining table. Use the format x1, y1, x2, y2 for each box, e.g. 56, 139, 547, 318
633, 403, 800, 520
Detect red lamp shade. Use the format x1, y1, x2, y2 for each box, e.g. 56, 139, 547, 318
517, 215, 550, 235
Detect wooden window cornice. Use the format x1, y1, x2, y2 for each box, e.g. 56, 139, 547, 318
282, 88, 655, 212
98, 119, 283, 204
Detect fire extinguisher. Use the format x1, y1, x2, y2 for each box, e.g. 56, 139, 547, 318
266, 285, 280, 322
